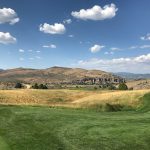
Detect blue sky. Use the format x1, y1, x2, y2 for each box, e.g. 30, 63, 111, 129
0, 0, 150, 73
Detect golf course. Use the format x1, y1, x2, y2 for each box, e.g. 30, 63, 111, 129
0, 90, 150, 150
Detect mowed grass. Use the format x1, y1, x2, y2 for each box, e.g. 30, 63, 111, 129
0, 89, 149, 109
0, 93, 150, 150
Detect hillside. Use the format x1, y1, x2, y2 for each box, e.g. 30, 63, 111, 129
114, 72, 150, 79
126, 79, 150, 90
0, 66, 123, 84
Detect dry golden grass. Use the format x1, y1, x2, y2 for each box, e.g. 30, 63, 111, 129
72, 89, 150, 108
0, 89, 101, 106
126, 79, 150, 89
0, 89, 149, 108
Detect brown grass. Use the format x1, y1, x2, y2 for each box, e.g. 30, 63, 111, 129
0, 89, 149, 108
72, 90, 150, 108
126, 79, 150, 89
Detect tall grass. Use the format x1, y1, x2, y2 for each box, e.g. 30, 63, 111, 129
0, 89, 149, 110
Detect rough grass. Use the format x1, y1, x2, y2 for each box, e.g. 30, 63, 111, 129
73, 90, 150, 109
0, 89, 98, 105
0, 89, 149, 110
0, 93, 150, 150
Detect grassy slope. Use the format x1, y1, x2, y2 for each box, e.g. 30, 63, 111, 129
0, 93, 150, 150
0, 89, 149, 109
126, 79, 150, 90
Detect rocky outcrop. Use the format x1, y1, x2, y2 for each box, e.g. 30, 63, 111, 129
72, 76, 125, 85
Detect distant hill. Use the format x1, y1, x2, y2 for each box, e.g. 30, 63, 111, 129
0, 66, 122, 84
114, 72, 150, 79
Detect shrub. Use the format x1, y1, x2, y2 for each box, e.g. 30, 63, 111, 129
118, 83, 128, 90
15, 83, 22, 88
32, 83, 48, 89
94, 86, 97, 90
89, 103, 125, 112
129, 87, 133, 90
105, 103, 124, 112
32, 83, 39, 89
38, 84, 48, 89
108, 84, 116, 90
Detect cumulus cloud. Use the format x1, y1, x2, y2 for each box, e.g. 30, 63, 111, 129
63, 19, 72, 24
71, 3, 118, 21
19, 49, 24, 53
0, 8, 19, 25
141, 33, 150, 41
0, 32, 16, 44
90, 44, 105, 53
39, 23, 66, 34
75, 53, 150, 73
43, 44, 56, 48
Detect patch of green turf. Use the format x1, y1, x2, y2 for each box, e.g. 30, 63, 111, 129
0, 137, 10, 150
0, 93, 150, 150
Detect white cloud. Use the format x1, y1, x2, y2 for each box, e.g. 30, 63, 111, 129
39, 23, 66, 34
75, 53, 150, 73
90, 44, 105, 53
43, 44, 56, 48
104, 51, 114, 55
140, 33, 150, 41
63, 19, 72, 24
128, 45, 150, 49
71, 3, 118, 21
140, 45, 150, 49
28, 49, 33, 52
129, 46, 138, 49
19, 49, 24, 53
0, 32, 16, 44
110, 47, 121, 51
36, 50, 41, 53
0, 8, 19, 25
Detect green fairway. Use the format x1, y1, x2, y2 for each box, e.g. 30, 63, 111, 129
0, 93, 150, 150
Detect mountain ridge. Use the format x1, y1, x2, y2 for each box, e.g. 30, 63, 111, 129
0, 66, 123, 84
114, 72, 150, 79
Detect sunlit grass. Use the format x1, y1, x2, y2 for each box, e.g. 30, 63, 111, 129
0, 89, 149, 110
